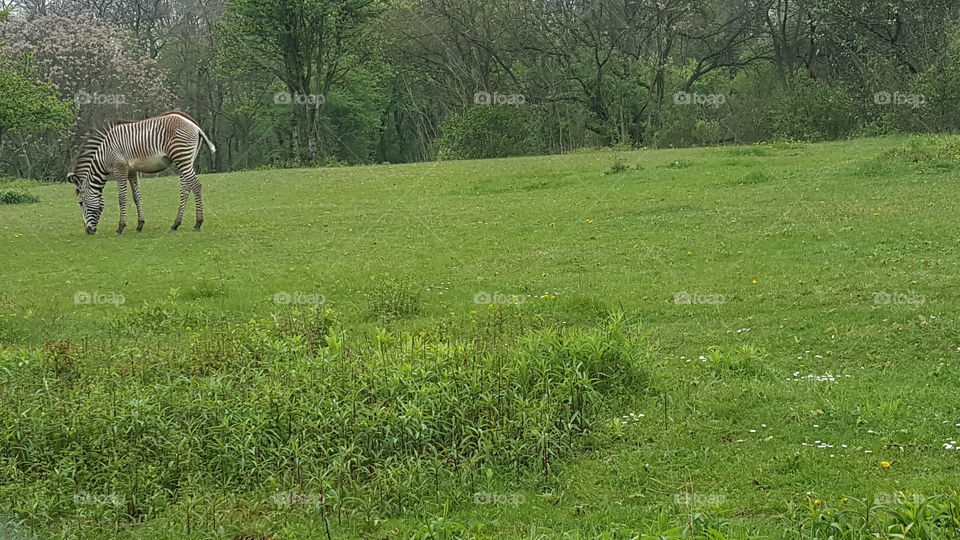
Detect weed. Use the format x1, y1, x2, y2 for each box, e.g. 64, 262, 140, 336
365, 278, 423, 323
877, 134, 960, 163
603, 157, 639, 175
0, 191, 39, 204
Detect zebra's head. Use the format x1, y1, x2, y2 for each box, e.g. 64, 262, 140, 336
67, 172, 104, 234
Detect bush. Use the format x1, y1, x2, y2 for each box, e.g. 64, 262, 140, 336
603, 156, 638, 175
435, 105, 539, 160
0, 190, 39, 204
652, 106, 729, 148
768, 76, 862, 141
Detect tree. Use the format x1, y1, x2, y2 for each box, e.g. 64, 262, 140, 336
0, 13, 174, 178
0, 60, 72, 178
218, 0, 379, 165
0, 62, 72, 142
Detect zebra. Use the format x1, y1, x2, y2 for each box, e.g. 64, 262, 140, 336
67, 110, 216, 235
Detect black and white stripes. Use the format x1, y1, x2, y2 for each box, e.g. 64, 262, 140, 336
67, 111, 216, 235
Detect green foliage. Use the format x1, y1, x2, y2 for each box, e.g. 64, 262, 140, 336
878, 135, 960, 163
321, 65, 388, 164
217, 0, 378, 165
768, 76, 862, 141
0, 63, 72, 139
0, 311, 651, 523
0, 190, 39, 204
653, 111, 727, 148
700, 346, 769, 378
603, 156, 642, 175
364, 278, 423, 323
5, 0, 960, 179
110, 294, 213, 336
792, 494, 960, 538
435, 106, 539, 160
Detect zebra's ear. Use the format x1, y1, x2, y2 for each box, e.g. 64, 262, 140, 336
66, 173, 80, 186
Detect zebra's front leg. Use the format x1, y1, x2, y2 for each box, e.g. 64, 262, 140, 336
129, 172, 144, 232
171, 177, 190, 232
115, 166, 129, 235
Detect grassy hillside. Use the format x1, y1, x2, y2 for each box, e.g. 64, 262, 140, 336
3, 136, 960, 538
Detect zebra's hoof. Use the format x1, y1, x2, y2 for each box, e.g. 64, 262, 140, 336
116, 225, 125, 235
136, 221, 144, 232
170, 223, 180, 232
193, 224, 202, 232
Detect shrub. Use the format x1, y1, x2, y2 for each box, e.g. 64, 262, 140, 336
767, 76, 862, 141
0, 190, 39, 204
435, 106, 538, 160
603, 156, 635, 175
652, 109, 728, 148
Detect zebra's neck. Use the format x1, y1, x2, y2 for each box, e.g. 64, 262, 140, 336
75, 135, 110, 188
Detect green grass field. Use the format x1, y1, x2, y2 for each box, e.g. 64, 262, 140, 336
4, 135, 960, 539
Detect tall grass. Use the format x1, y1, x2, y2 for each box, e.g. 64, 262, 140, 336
0, 309, 650, 526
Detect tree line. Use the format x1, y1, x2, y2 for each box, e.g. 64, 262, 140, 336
1, 0, 960, 180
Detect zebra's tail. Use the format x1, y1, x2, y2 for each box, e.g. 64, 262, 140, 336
198, 128, 216, 154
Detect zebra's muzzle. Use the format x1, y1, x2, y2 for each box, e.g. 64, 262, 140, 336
85, 225, 97, 235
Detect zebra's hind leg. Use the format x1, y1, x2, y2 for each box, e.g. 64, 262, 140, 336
171, 177, 190, 232
192, 178, 203, 231
129, 172, 144, 232
171, 150, 203, 231
115, 164, 128, 235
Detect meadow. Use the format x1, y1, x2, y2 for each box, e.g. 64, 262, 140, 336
3, 135, 960, 538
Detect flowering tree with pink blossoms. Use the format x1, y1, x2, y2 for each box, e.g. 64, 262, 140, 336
0, 14, 175, 179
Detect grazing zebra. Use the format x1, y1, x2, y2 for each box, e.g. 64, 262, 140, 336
67, 110, 216, 235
